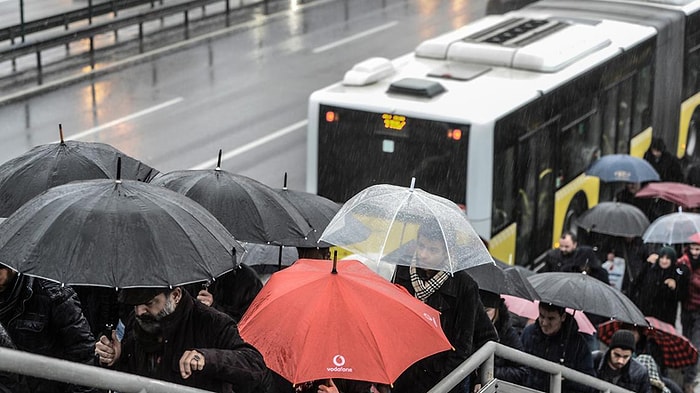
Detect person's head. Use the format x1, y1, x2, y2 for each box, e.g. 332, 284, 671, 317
625, 182, 642, 194
119, 287, 183, 334
689, 243, 700, 259
657, 246, 677, 269
416, 220, 448, 271
0, 263, 18, 293
537, 303, 566, 336
607, 330, 636, 370
558, 231, 578, 256
650, 137, 666, 157
479, 290, 502, 323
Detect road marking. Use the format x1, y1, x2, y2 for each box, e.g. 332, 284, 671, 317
190, 119, 308, 170
312, 21, 398, 54
63, 97, 183, 141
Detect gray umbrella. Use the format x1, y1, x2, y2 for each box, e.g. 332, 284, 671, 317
575, 201, 650, 237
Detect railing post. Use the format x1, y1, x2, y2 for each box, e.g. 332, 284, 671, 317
88, 0, 93, 24
549, 371, 562, 393
19, 0, 26, 43
480, 354, 495, 385
138, 23, 144, 53
184, 10, 189, 40
89, 36, 95, 69
225, 0, 230, 27
35, 51, 42, 84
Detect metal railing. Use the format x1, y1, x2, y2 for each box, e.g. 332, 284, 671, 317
428, 341, 635, 393
0, 0, 277, 84
0, 346, 213, 393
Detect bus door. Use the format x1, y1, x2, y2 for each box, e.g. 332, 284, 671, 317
515, 120, 557, 265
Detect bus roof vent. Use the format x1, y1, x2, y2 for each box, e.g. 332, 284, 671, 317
387, 78, 446, 98
343, 57, 395, 86
416, 18, 611, 73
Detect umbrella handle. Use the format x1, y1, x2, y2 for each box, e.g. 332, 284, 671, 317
332, 251, 338, 274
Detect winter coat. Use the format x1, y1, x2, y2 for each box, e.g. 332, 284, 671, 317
541, 245, 609, 284
0, 275, 96, 393
630, 262, 689, 324
520, 316, 595, 393
118, 290, 272, 393
493, 303, 527, 384
392, 267, 498, 393
677, 253, 700, 311
593, 350, 652, 393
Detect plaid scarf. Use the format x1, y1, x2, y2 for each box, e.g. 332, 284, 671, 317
410, 265, 448, 302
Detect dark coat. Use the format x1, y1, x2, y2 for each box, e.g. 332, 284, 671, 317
392, 267, 498, 393
0, 275, 96, 393
644, 150, 684, 183
118, 290, 272, 393
493, 303, 527, 384
520, 316, 595, 393
541, 245, 609, 285
206, 263, 263, 323
593, 350, 652, 393
630, 262, 689, 325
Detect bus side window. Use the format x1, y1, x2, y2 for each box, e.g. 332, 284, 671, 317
633, 65, 652, 134
617, 77, 633, 153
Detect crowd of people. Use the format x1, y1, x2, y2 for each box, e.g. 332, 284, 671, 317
2, 136, 700, 393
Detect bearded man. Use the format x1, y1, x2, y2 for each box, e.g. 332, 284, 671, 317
95, 287, 272, 393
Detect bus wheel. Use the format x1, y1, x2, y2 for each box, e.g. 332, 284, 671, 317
687, 108, 700, 160
563, 194, 588, 237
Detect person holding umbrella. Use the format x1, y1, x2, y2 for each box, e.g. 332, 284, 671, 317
593, 329, 652, 393
677, 236, 700, 393
391, 220, 498, 393
0, 264, 98, 392
95, 286, 272, 393
520, 302, 595, 393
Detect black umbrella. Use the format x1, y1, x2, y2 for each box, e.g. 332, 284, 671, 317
466, 262, 540, 301
0, 177, 243, 288
275, 173, 341, 247
0, 125, 159, 217
575, 201, 650, 237
150, 151, 312, 246
528, 272, 647, 326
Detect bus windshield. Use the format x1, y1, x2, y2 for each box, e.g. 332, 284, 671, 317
317, 105, 470, 203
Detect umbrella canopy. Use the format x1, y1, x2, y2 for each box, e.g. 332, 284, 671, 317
501, 294, 596, 335
598, 317, 698, 368
636, 182, 700, 209
465, 262, 540, 301
528, 272, 647, 325
642, 211, 700, 244
585, 154, 660, 183
238, 258, 452, 385
575, 201, 650, 237
239, 242, 298, 267
0, 136, 159, 217
0, 179, 243, 288
151, 168, 312, 246
275, 177, 341, 247
319, 180, 493, 274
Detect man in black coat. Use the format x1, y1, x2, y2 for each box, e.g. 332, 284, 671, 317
594, 330, 651, 393
0, 264, 97, 393
188, 263, 263, 323
541, 231, 609, 285
95, 287, 272, 393
392, 221, 498, 393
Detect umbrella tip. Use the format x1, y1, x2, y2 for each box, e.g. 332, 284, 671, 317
216, 149, 222, 171
58, 124, 65, 145
409, 177, 416, 191
331, 250, 338, 274
283, 172, 288, 190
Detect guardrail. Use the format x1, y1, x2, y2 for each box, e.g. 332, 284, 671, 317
1, 0, 163, 44
0, 0, 276, 84
429, 341, 635, 393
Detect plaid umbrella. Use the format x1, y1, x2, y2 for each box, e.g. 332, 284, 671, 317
598, 317, 698, 368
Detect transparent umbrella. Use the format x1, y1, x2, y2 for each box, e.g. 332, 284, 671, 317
642, 211, 700, 244
320, 179, 493, 274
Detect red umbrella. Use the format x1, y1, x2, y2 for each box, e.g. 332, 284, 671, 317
598, 316, 698, 368
636, 181, 700, 209
238, 258, 452, 385
501, 295, 596, 335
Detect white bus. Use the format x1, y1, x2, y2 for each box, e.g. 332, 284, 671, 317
306, 0, 700, 266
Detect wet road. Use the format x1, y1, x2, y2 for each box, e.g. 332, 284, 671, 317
0, 0, 487, 191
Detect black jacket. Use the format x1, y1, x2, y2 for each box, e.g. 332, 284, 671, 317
118, 290, 272, 393
0, 275, 96, 393
493, 303, 527, 384
392, 267, 498, 393
630, 262, 689, 325
521, 316, 595, 393
541, 246, 609, 285
593, 350, 651, 393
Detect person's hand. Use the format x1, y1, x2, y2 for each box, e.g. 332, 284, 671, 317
197, 289, 214, 307
472, 383, 482, 393
94, 330, 121, 367
665, 278, 677, 290
179, 350, 205, 379
317, 378, 339, 393
647, 253, 659, 264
